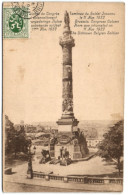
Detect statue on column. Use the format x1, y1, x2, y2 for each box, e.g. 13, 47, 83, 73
64, 11, 70, 27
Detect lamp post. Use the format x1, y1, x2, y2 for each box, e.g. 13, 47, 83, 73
27, 139, 33, 179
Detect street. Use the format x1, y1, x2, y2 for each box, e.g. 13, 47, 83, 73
4, 181, 81, 192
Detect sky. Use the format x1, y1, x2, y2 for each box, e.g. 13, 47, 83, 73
3, 2, 124, 124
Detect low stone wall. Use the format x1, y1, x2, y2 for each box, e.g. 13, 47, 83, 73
32, 171, 123, 185
4, 168, 12, 175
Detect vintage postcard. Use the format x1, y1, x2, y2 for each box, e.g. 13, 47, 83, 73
3, 2, 124, 192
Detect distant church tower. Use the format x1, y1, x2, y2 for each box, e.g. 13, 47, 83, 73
57, 11, 79, 132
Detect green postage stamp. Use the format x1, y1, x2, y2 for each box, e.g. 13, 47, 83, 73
3, 8, 29, 38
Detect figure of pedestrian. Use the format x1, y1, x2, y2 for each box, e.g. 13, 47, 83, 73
60, 147, 63, 158
62, 147, 65, 159
65, 148, 69, 159
33, 146, 36, 154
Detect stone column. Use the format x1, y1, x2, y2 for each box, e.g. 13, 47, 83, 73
57, 11, 79, 131
60, 17, 74, 118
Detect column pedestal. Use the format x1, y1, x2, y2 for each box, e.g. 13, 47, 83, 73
57, 117, 79, 133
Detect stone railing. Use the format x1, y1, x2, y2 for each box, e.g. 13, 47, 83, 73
33, 171, 45, 178
85, 177, 123, 185
68, 176, 84, 183
84, 177, 104, 184
32, 171, 123, 185
49, 175, 64, 181
109, 178, 123, 185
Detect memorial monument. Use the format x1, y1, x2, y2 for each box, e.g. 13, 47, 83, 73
49, 11, 88, 160
57, 11, 79, 132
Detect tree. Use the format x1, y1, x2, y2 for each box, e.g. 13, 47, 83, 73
98, 120, 123, 176
5, 115, 15, 155
12, 128, 29, 158
5, 115, 29, 159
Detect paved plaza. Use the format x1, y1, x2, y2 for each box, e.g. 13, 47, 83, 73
33, 156, 117, 176
5, 156, 117, 177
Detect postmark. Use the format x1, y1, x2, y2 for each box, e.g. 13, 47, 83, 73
12, 2, 44, 19
3, 8, 29, 39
